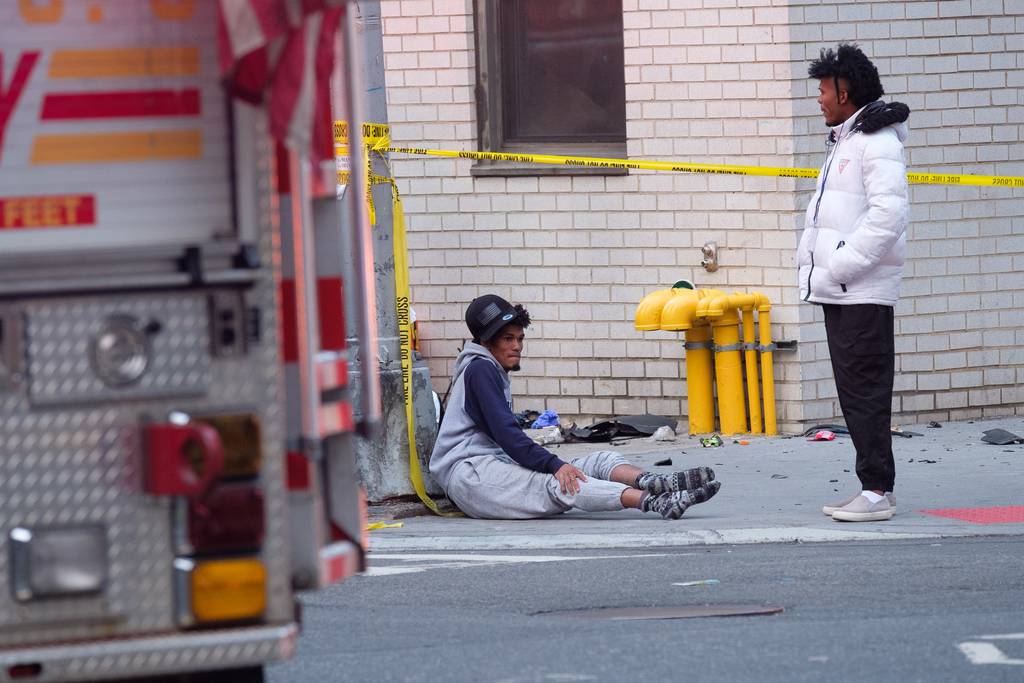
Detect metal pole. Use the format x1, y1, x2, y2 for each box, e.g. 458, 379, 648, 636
288, 149, 322, 453
342, 4, 382, 432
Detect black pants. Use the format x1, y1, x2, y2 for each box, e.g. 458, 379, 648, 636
822, 303, 896, 492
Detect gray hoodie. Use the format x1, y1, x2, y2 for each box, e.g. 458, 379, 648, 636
429, 342, 565, 491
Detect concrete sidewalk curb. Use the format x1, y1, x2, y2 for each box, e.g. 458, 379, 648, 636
368, 526, 951, 551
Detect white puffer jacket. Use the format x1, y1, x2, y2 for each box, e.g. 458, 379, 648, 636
797, 104, 909, 306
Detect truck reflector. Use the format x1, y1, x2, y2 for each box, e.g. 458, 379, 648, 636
190, 558, 266, 624
191, 414, 263, 478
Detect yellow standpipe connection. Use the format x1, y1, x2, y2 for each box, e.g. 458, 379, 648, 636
738, 298, 763, 434
636, 286, 777, 437
754, 293, 778, 436
660, 289, 714, 434
696, 291, 747, 435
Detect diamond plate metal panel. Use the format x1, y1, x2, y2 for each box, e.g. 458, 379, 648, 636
25, 295, 211, 406
0, 624, 297, 683
0, 408, 170, 645
0, 112, 294, 660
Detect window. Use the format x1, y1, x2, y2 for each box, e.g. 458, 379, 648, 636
474, 0, 626, 175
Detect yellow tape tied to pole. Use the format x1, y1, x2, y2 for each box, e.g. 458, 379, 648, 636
388, 178, 459, 516
337, 121, 458, 516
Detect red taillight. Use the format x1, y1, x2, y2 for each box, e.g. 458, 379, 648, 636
8, 663, 42, 679
189, 483, 265, 552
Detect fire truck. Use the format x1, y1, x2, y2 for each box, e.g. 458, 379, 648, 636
0, 1, 375, 680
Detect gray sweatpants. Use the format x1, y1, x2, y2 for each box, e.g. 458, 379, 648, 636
446, 450, 631, 520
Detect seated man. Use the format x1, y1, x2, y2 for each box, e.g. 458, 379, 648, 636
429, 294, 721, 520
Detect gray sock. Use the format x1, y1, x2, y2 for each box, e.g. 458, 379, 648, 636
641, 481, 721, 520
635, 467, 715, 495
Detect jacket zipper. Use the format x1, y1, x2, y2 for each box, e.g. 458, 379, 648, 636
805, 123, 845, 302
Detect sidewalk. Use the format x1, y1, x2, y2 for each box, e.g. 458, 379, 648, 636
367, 416, 1024, 552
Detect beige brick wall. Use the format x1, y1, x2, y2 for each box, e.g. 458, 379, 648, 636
789, 0, 1024, 424
381, 0, 1024, 434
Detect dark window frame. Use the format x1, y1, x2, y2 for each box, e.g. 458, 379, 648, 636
472, 0, 628, 177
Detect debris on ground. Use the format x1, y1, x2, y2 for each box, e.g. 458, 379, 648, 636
514, 409, 540, 428
530, 409, 560, 429
770, 474, 788, 479
807, 430, 836, 441
981, 428, 1024, 445
927, 421, 942, 428
891, 426, 923, 438
802, 424, 850, 437
653, 458, 673, 466
366, 521, 404, 531
569, 414, 678, 442
530, 425, 564, 446
647, 425, 677, 442
734, 439, 750, 445
700, 434, 723, 448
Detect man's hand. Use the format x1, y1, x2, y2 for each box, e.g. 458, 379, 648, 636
554, 463, 588, 495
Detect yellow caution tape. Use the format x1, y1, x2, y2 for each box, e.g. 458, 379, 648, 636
334, 121, 1024, 188
384, 146, 1024, 188
388, 179, 460, 517
336, 121, 457, 516
366, 521, 404, 531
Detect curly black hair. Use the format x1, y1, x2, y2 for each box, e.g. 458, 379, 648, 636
808, 44, 883, 108
510, 304, 531, 329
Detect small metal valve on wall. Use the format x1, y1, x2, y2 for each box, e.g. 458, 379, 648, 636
701, 241, 719, 272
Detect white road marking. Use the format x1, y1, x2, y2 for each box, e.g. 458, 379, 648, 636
363, 552, 672, 576
977, 632, 1024, 640
368, 527, 938, 552
957, 642, 1024, 665
673, 579, 720, 587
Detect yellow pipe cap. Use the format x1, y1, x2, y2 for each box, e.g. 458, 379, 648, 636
635, 289, 679, 331
660, 289, 701, 330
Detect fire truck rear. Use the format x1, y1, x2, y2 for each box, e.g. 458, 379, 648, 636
0, 2, 371, 681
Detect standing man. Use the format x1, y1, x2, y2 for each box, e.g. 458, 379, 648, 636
797, 44, 910, 522
429, 294, 721, 520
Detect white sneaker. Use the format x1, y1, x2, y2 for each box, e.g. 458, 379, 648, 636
831, 494, 895, 522
823, 492, 896, 516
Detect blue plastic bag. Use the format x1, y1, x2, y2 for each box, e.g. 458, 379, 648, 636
530, 409, 560, 429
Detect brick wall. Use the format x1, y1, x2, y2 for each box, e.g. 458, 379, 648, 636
380, 0, 1024, 433
789, 0, 1024, 423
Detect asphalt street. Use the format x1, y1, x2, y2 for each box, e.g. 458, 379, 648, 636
267, 536, 1024, 682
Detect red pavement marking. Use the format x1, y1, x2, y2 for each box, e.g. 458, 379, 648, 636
919, 506, 1024, 525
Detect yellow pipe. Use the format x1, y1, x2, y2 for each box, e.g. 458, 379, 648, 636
753, 293, 778, 436
683, 323, 715, 434
659, 289, 714, 434
738, 299, 763, 434
708, 307, 747, 436
697, 291, 749, 435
